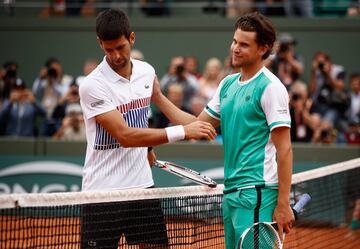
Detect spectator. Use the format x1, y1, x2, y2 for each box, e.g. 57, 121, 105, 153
285, 0, 313, 17
140, 0, 170, 16
347, 0, 360, 16
33, 57, 73, 98
348, 73, 360, 124
53, 103, 85, 141
0, 80, 46, 137
312, 119, 338, 144
289, 81, 317, 142
184, 56, 202, 80
345, 121, 360, 144
33, 58, 71, 136
266, 33, 304, 89
130, 49, 145, 61
226, 0, 255, 18
0, 61, 23, 103
257, 0, 287, 16
344, 73, 360, 144
198, 57, 224, 102
52, 81, 81, 130
160, 56, 199, 110
309, 51, 350, 138
74, 58, 99, 85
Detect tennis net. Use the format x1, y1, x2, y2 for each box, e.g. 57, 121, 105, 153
0, 158, 359, 248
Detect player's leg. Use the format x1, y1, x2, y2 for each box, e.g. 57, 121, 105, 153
80, 202, 123, 249
124, 198, 169, 249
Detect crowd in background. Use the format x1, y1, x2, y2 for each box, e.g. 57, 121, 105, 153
4, 0, 359, 18
0, 31, 359, 144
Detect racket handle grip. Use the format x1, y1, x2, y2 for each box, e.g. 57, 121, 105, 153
292, 193, 311, 219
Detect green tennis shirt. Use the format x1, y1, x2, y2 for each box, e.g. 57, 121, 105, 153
205, 67, 291, 193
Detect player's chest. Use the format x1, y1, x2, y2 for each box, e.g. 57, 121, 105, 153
221, 84, 260, 117
108, 76, 153, 106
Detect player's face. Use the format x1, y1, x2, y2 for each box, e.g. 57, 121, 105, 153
230, 29, 265, 68
99, 32, 135, 70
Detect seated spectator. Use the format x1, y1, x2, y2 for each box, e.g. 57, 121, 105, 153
348, 0, 360, 16
198, 57, 224, 102
285, 0, 313, 17
184, 56, 202, 80
226, 0, 255, 18
266, 33, 304, 90
289, 81, 317, 142
257, 0, 287, 16
312, 119, 338, 144
53, 103, 85, 141
309, 51, 350, 139
345, 120, 360, 144
140, 0, 170, 16
160, 56, 199, 110
0, 80, 46, 137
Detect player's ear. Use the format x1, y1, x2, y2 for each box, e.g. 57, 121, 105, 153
259, 44, 269, 57
129, 32, 135, 46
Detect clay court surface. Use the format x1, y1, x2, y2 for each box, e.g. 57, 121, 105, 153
1, 217, 360, 248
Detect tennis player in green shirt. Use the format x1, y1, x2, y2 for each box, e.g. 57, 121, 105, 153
153, 12, 295, 249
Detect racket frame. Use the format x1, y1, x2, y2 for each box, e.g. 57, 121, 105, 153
238, 221, 284, 249
154, 160, 217, 188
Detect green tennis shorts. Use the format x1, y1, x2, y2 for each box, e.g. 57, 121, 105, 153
223, 187, 278, 249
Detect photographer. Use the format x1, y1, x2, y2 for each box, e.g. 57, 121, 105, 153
289, 81, 318, 142
309, 51, 349, 142
0, 80, 46, 137
32, 58, 69, 136
266, 33, 304, 89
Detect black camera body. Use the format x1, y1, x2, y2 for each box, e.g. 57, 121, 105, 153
47, 68, 58, 78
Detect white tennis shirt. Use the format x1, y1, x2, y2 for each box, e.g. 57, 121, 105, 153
79, 57, 155, 191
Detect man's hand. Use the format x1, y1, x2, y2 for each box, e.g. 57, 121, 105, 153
183, 121, 217, 141
273, 203, 295, 240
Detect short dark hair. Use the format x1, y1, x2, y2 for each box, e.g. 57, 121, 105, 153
96, 9, 131, 41
235, 12, 276, 60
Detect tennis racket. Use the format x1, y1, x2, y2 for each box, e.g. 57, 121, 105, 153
154, 160, 217, 188
238, 193, 311, 249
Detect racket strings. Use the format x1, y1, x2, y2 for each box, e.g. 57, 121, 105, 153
241, 223, 282, 249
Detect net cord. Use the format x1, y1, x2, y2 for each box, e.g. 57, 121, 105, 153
0, 157, 358, 209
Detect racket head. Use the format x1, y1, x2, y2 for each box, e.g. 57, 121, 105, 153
238, 222, 283, 249
154, 160, 217, 188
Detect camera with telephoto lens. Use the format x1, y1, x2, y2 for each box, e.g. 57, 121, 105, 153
47, 67, 58, 78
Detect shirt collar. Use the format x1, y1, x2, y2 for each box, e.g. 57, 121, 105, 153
100, 56, 134, 83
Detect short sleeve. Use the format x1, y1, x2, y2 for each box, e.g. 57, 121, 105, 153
79, 78, 116, 120
204, 79, 225, 120
260, 82, 291, 131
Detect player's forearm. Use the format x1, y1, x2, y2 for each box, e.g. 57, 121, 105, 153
154, 93, 197, 125
277, 147, 293, 206
117, 127, 169, 147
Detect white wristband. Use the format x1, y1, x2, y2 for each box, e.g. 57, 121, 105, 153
165, 125, 185, 143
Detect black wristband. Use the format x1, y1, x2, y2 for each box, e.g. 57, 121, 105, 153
147, 147, 153, 152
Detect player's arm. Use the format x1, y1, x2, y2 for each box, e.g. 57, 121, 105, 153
271, 126, 294, 239
151, 76, 198, 125
95, 109, 216, 147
